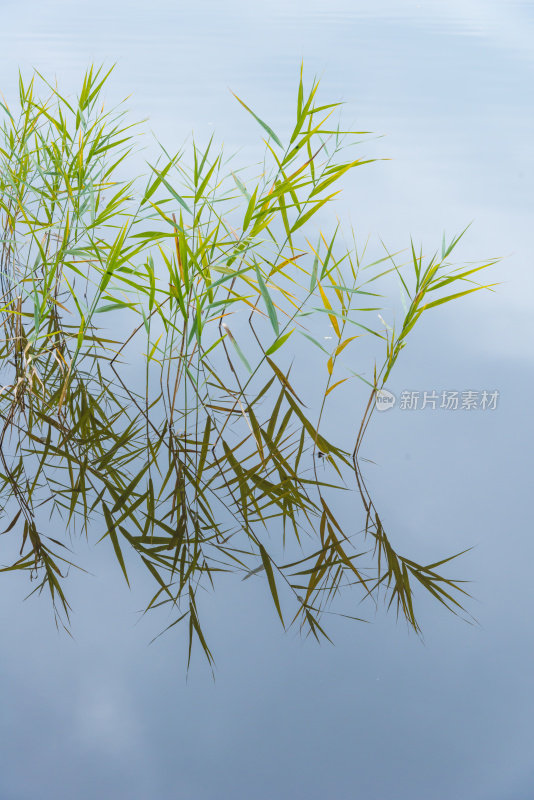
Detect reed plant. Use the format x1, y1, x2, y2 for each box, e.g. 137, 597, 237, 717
0, 66, 496, 665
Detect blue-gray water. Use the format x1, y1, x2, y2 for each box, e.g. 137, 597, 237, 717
1, 2, 533, 798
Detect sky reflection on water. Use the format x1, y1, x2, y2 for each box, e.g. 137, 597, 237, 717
0, 2, 533, 799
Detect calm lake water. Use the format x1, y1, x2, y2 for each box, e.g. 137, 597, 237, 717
1, 2, 533, 799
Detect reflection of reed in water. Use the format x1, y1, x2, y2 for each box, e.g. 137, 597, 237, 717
0, 65, 494, 665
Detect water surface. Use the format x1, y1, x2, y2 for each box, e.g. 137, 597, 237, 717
0, 3, 533, 799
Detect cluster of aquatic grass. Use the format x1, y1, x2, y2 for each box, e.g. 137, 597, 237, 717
0, 66, 496, 666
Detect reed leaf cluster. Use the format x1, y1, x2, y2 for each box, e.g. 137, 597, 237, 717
0, 66, 496, 665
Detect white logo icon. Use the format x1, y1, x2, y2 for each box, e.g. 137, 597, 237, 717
375, 389, 396, 412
